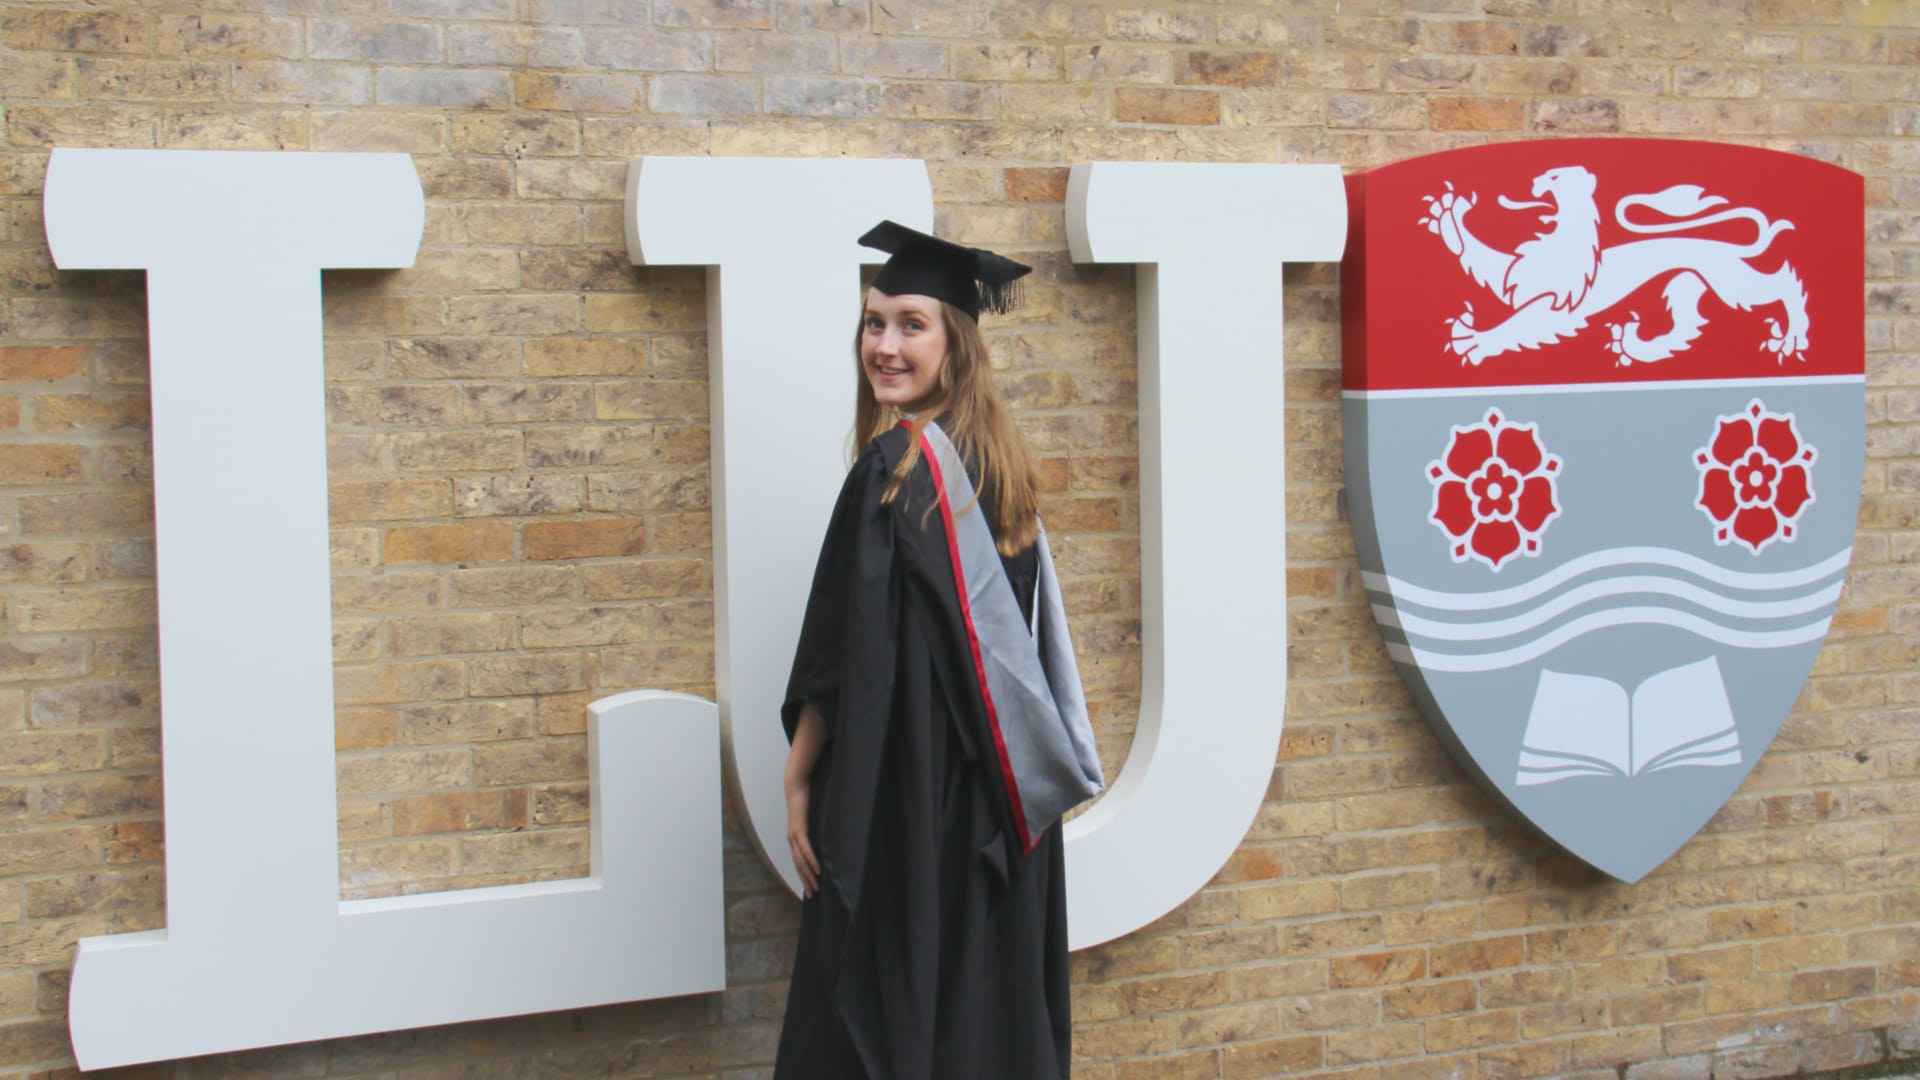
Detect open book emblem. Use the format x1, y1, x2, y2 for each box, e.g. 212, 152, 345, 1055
1343, 140, 1865, 881
1517, 658, 1741, 785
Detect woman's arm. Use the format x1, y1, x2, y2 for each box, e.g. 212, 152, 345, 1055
784, 702, 827, 898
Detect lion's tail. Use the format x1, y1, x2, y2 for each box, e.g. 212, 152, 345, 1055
1712, 214, 1794, 258
1616, 184, 1794, 256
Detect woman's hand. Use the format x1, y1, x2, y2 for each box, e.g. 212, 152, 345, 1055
785, 770, 821, 899
785, 703, 828, 899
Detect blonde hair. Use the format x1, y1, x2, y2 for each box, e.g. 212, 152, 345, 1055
852, 300, 1042, 556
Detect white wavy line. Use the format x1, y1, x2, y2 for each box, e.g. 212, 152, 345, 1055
1515, 753, 1743, 786
1376, 577, 1844, 642
1385, 608, 1833, 674
1645, 749, 1744, 772
1516, 767, 1618, 786
1363, 546, 1852, 612
1518, 750, 1618, 770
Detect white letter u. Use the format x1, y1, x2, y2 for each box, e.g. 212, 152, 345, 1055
1062, 162, 1346, 948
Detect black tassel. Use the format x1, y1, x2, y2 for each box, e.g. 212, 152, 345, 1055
977, 276, 1024, 316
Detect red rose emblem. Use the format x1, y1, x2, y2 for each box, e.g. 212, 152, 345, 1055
1427, 410, 1563, 570
1694, 399, 1816, 554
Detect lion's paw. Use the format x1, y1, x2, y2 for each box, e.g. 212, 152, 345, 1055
1605, 319, 1640, 366
1420, 183, 1474, 256
1444, 306, 1484, 365
1760, 318, 1808, 362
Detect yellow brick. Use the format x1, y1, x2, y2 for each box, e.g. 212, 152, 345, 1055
0, 827, 96, 876
473, 737, 586, 786
37, 775, 159, 823
398, 700, 536, 746
1702, 974, 1794, 1015
1424, 1010, 1518, 1053
391, 613, 516, 657
30, 393, 147, 432
8, 585, 152, 633
1328, 948, 1426, 988
600, 644, 714, 690
336, 749, 471, 796
385, 523, 514, 565
530, 693, 588, 737
75, 58, 225, 103
1520, 997, 1608, 1040
1479, 1039, 1571, 1080
157, 12, 300, 58
0, 730, 104, 772
0, 346, 84, 382
1118, 973, 1227, 1015
451, 565, 582, 607
521, 518, 646, 561
340, 839, 457, 893
468, 652, 586, 697
531, 782, 588, 826
522, 339, 645, 377
336, 710, 396, 752
1668, 945, 1753, 984
1613, 986, 1704, 1028
25, 865, 161, 919
1387, 978, 1482, 1023
1340, 868, 1436, 910
333, 659, 465, 707
391, 789, 528, 838
1574, 955, 1665, 995
162, 108, 306, 150
330, 570, 443, 615
1282, 988, 1376, 1031
2, 10, 152, 54
329, 480, 452, 523
17, 491, 151, 535
519, 605, 649, 649
459, 827, 587, 877
1171, 927, 1268, 970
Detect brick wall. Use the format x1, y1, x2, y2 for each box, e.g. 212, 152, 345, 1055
1, 0, 1917, 1076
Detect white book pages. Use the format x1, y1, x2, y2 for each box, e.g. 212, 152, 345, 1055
1517, 658, 1741, 785
1518, 670, 1631, 782
1630, 657, 1741, 775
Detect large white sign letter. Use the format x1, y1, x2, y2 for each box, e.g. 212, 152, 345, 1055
49, 149, 724, 1070
1063, 163, 1346, 947
627, 157, 933, 896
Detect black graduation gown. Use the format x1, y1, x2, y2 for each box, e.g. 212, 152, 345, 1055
775, 425, 1072, 1080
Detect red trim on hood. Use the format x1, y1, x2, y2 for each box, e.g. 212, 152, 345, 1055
914, 427, 1035, 854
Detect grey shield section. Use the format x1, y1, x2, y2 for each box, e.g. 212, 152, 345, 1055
1346, 379, 1864, 882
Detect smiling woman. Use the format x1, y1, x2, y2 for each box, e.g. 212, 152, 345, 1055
773, 222, 1102, 1080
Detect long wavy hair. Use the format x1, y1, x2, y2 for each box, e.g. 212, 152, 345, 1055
852, 299, 1042, 556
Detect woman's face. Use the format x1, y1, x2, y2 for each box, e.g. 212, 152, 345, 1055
861, 289, 948, 415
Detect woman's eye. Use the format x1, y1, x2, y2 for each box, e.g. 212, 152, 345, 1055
905, 319, 922, 331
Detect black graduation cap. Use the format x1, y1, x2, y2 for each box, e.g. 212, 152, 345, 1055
859, 220, 1032, 321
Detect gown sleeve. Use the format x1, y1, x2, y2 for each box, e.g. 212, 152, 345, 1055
781, 440, 897, 743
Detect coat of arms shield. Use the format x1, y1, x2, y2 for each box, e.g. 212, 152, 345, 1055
1341, 139, 1865, 881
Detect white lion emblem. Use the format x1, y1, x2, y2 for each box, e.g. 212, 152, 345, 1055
1421, 165, 1809, 366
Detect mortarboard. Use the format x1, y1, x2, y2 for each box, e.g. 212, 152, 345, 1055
859, 220, 1032, 321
